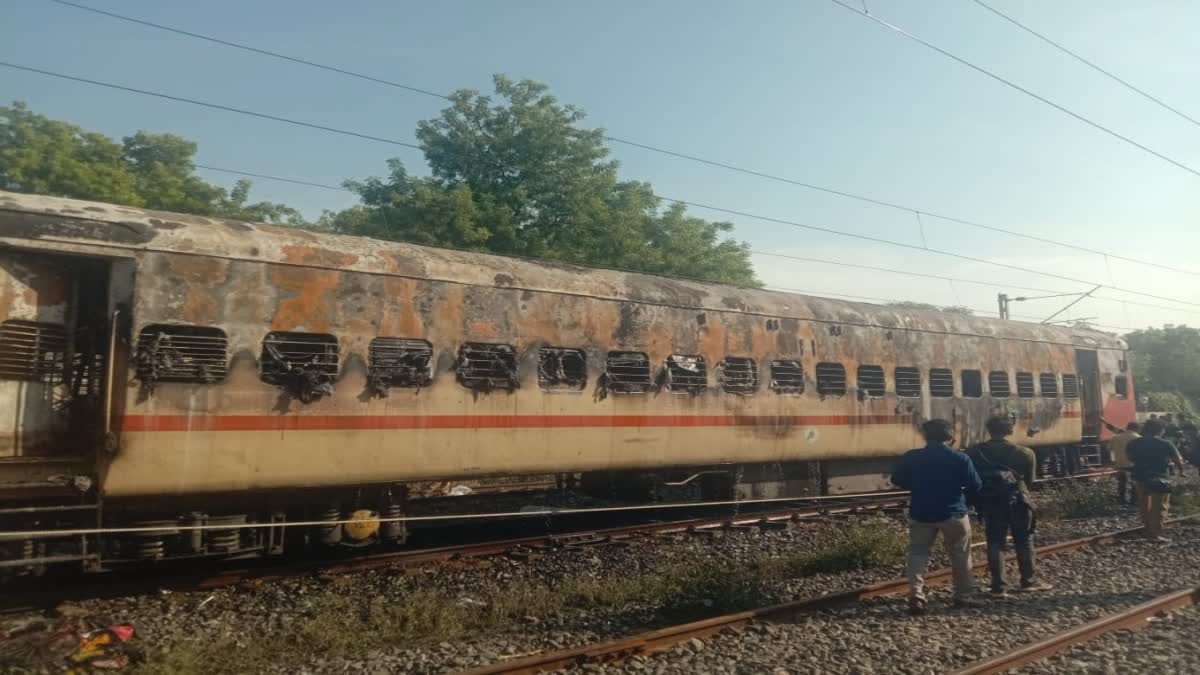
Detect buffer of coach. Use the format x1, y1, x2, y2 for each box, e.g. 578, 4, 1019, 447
0, 190, 1135, 573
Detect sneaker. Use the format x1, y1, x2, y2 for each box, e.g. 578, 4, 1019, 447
1017, 581, 1053, 592
908, 598, 928, 616
953, 597, 985, 609
988, 587, 1009, 598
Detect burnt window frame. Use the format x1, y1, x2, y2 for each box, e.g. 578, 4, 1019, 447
1016, 372, 1036, 398
894, 366, 922, 398
815, 362, 847, 397
929, 368, 954, 398
259, 331, 340, 403
663, 354, 708, 394
605, 350, 654, 394
719, 356, 759, 395
1114, 374, 1129, 399
135, 323, 229, 386
769, 359, 805, 395
1039, 372, 1059, 398
456, 342, 520, 392
367, 337, 433, 394
857, 364, 886, 398
961, 369, 983, 398
988, 370, 1011, 398
0, 319, 68, 384
537, 347, 588, 391
1061, 373, 1080, 399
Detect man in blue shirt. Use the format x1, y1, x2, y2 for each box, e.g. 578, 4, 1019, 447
891, 419, 983, 614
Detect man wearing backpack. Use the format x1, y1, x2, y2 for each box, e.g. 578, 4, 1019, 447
967, 416, 1053, 596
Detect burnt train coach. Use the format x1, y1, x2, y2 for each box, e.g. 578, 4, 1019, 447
0, 190, 1135, 571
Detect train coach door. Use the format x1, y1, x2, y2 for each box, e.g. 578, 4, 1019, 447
1074, 349, 1102, 464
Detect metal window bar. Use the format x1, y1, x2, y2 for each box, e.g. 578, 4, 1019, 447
0, 320, 67, 383
1114, 375, 1129, 399
895, 367, 921, 398
989, 371, 1011, 398
1040, 372, 1060, 398
261, 332, 339, 382
369, 337, 433, 389
457, 343, 518, 391
135, 325, 228, 384
961, 370, 983, 398
1062, 373, 1080, 399
816, 362, 847, 396
769, 360, 805, 394
719, 357, 758, 395
665, 355, 707, 393
1016, 372, 1036, 398
857, 365, 885, 398
929, 368, 954, 398
538, 348, 587, 390
606, 351, 653, 393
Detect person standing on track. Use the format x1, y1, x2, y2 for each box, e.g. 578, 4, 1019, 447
967, 416, 1053, 596
890, 419, 983, 615
1101, 418, 1141, 505
1127, 419, 1187, 540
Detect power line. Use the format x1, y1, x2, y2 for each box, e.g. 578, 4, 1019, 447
5, 60, 1195, 312
40, 0, 1200, 280
969, 0, 1200, 130
194, 164, 347, 191
0, 62, 421, 150
826, 0, 1200, 181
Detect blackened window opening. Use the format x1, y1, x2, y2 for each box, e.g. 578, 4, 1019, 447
260, 332, 338, 403
1114, 375, 1129, 399
857, 365, 885, 398
769, 360, 805, 394
989, 371, 1011, 398
0, 320, 67, 383
368, 338, 433, 394
1062, 373, 1079, 399
720, 357, 758, 395
538, 347, 587, 390
961, 370, 983, 398
816, 362, 847, 396
895, 367, 921, 398
664, 355, 707, 393
457, 343, 519, 392
136, 324, 227, 386
605, 351, 652, 393
1040, 373, 1059, 398
929, 368, 954, 398
1016, 372, 1035, 398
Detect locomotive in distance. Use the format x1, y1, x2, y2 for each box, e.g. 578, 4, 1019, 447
0, 190, 1135, 572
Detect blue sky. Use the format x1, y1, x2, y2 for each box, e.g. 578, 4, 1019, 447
3, 0, 1198, 331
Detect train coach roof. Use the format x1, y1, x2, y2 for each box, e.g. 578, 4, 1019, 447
0, 190, 1127, 349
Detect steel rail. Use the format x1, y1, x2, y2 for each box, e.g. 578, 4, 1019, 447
462, 513, 1200, 675
949, 586, 1200, 675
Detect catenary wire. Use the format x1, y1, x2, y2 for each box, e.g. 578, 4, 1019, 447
3, 61, 1195, 312
39, 0, 1200, 280
969, 0, 1200, 130
825, 0, 1200, 181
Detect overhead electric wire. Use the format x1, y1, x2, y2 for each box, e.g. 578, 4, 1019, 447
969, 0, 1200, 129
826, 0, 1200, 182
40, 0, 1200, 280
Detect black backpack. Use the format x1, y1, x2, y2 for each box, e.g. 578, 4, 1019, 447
973, 445, 1021, 502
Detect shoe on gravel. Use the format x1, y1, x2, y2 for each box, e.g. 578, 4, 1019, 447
908, 599, 928, 616
1017, 581, 1053, 592
988, 587, 1009, 598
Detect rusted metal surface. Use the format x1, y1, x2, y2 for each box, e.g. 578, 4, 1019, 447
0, 190, 1132, 500
464, 515, 1200, 675
949, 587, 1200, 675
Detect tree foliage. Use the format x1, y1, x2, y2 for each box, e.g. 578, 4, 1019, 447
1126, 325, 1200, 401
885, 301, 975, 316
324, 76, 759, 286
0, 101, 304, 224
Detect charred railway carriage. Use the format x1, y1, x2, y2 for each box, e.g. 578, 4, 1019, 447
0, 190, 1136, 571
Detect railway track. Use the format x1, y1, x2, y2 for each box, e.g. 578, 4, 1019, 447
462, 511, 1199, 675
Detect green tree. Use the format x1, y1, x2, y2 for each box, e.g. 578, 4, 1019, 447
330, 76, 759, 286
0, 102, 303, 225
886, 301, 975, 315
1126, 325, 1200, 400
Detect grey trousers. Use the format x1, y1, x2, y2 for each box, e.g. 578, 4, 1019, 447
907, 514, 974, 602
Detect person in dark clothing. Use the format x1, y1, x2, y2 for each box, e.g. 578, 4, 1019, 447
1127, 419, 1187, 539
967, 416, 1053, 595
1101, 418, 1140, 505
1183, 423, 1200, 476
891, 419, 983, 614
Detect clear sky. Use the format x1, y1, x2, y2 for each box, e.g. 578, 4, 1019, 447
3, 0, 1198, 332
